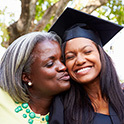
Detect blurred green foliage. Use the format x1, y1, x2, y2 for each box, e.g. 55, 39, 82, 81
0, 0, 124, 46
96, 0, 124, 25
35, 0, 59, 31
0, 7, 9, 47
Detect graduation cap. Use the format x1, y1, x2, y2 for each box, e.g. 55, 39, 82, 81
49, 7, 123, 46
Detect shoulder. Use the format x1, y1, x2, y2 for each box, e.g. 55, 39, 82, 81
49, 95, 64, 124
0, 88, 26, 123
0, 87, 17, 111
0, 88, 13, 104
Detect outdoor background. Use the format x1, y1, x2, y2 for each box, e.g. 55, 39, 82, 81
0, 0, 124, 83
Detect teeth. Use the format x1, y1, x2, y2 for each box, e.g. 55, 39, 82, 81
77, 67, 91, 73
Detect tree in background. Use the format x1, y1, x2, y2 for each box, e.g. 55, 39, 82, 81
0, 0, 124, 47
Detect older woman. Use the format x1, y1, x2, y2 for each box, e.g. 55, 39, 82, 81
49, 8, 124, 124
0, 32, 70, 124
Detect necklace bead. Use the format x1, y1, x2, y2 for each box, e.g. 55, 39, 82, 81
45, 115, 49, 121
29, 112, 35, 119
15, 106, 22, 113
22, 103, 28, 108
26, 109, 30, 113
28, 118, 33, 124
15, 102, 49, 124
23, 114, 27, 118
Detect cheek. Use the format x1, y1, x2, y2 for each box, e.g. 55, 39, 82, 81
94, 55, 101, 73
97, 59, 102, 72
65, 61, 74, 76
31, 68, 57, 81
65, 61, 72, 71
42, 70, 57, 79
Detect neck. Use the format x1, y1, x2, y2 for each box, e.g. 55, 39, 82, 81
83, 80, 101, 100
83, 80, 109, 114
28, 96, 53, 115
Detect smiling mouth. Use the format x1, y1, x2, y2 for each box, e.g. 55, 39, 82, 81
76, 67, 92, 74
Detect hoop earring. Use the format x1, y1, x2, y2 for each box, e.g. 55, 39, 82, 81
28, 82, 32, 86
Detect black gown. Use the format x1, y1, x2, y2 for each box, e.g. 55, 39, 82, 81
49, 96, 121, 124
92, 113, 112, 124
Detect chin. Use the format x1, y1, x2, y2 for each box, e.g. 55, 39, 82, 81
61, 83, 71, 92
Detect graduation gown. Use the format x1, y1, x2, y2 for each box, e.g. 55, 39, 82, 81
49, 96, 121, 124
92, 105, 121, 124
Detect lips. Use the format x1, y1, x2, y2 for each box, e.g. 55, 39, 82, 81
58, 72, 70, 81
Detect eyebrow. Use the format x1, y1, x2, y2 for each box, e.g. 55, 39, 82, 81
41, 55, 55, 62
65, 45, 92, 55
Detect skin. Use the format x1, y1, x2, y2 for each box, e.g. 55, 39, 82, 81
65, 37, 101, 84
65, 37, 109, 115
22, 40, 70, 115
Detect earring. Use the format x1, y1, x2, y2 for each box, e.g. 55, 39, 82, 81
28, 82, 32, 86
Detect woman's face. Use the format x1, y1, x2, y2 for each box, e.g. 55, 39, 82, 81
28, 40, 70, 97
65, 37, 101, 84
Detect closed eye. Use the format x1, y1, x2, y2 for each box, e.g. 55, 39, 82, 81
85, 50, 92, 54
45, 61, 54, 67
65, 55, 75, 60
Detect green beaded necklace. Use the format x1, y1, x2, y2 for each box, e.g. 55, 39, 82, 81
15, 102, 49, 124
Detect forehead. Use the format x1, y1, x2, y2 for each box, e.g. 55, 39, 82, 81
65, 37, 96, 50
29, 41, 61, 67
33, 40, 60, 53
31, 40, 61, 61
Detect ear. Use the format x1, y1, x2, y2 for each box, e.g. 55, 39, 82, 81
22, 72, 31, 83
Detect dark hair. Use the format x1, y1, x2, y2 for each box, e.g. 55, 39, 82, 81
63, 44, 124, 124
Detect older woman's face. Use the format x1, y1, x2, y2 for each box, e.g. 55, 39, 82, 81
65, 37, 101, 84
29, 40, 70, 97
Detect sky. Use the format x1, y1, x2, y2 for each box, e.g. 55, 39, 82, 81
103, 28, 124, 81
0, 0, 21, 59
0, 0, 124, 82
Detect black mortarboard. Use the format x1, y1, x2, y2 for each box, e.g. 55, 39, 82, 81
49, 7, 123, 46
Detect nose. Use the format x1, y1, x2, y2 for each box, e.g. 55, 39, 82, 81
75, 53, 86, 65
56, 61, 67, 72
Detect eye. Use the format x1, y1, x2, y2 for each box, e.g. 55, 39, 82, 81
84, 50, 92, 54
45, 61, 54, 67
65, 55, 75, 60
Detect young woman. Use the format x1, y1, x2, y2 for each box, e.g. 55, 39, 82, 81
49, 7, 124, 124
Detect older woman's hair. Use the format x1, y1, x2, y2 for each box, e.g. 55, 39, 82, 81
0, 31, 61, 103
